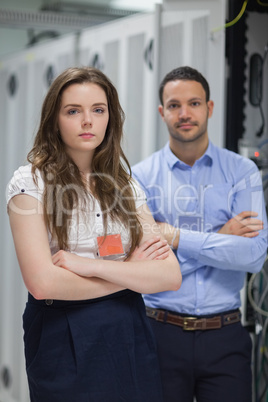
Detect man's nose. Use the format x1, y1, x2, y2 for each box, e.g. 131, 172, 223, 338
178, 105, 190, 118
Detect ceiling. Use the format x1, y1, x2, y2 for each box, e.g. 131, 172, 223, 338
0, 0, 159, 31
0, 0, 161, 56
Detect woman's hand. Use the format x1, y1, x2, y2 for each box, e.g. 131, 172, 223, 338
126, 236, 170, 262
52, 250, 94, 277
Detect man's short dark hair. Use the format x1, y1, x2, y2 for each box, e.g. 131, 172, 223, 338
159, 66, 210, 105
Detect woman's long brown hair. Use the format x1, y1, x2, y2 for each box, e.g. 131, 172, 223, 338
27, 67, 142, 256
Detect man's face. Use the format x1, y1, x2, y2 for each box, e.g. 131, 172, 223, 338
158, 79, 214, 144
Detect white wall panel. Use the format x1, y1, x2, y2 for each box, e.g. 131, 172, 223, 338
0, 34, 79, 402
0, 61, 31, 402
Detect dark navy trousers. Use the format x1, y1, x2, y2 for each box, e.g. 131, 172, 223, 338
148, 314, 252, 402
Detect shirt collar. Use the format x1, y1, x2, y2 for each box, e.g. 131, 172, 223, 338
164, 141, 214, 169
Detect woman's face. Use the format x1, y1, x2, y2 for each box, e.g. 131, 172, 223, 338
58, 82, 109, 164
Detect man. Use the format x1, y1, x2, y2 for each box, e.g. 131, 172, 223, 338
132, 66, 268, 402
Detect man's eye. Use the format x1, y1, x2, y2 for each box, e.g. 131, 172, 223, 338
168, 104, 178, 109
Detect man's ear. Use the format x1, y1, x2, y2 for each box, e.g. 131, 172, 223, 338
158, 104, 164, 119
207, 100, 214, 118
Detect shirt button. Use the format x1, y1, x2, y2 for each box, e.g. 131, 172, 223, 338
21, 189, 25, 193
198, 281, 203, 285
96, 213, 100, 217
196, 308, 200, 313
45, 299, 53, 305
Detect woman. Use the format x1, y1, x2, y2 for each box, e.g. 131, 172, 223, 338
7, 67, 181, 402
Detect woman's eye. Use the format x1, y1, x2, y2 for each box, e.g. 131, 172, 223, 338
68, 109, 78, 115
94, 108, 104, 114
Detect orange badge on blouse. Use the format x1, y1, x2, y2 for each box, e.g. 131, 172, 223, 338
97, 234, 124, 257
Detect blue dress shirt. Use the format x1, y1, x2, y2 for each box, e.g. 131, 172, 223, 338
132, 141, 268, 315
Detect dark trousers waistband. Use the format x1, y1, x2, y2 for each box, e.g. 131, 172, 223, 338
146, 307, 241, 330
27, 289, 135, 308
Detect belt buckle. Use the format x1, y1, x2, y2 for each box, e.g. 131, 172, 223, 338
146, 307, 159, 319
183, 316, 197, 331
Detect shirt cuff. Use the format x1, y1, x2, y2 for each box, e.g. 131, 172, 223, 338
177, 229, 210, 260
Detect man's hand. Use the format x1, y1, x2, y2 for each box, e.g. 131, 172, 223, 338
218, 211, 264, 238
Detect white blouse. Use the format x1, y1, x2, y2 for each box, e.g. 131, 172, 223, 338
7, 164, 147, 261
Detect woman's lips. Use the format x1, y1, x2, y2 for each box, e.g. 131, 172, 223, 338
79, 133, 94, 138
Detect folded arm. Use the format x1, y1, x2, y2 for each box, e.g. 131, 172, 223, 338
53, 204, 181, 294
158, 210, 267, 275
9, 195, 181, 300
8, 194, 126, 300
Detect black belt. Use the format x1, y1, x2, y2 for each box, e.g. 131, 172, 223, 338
146, 307, 241, 331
